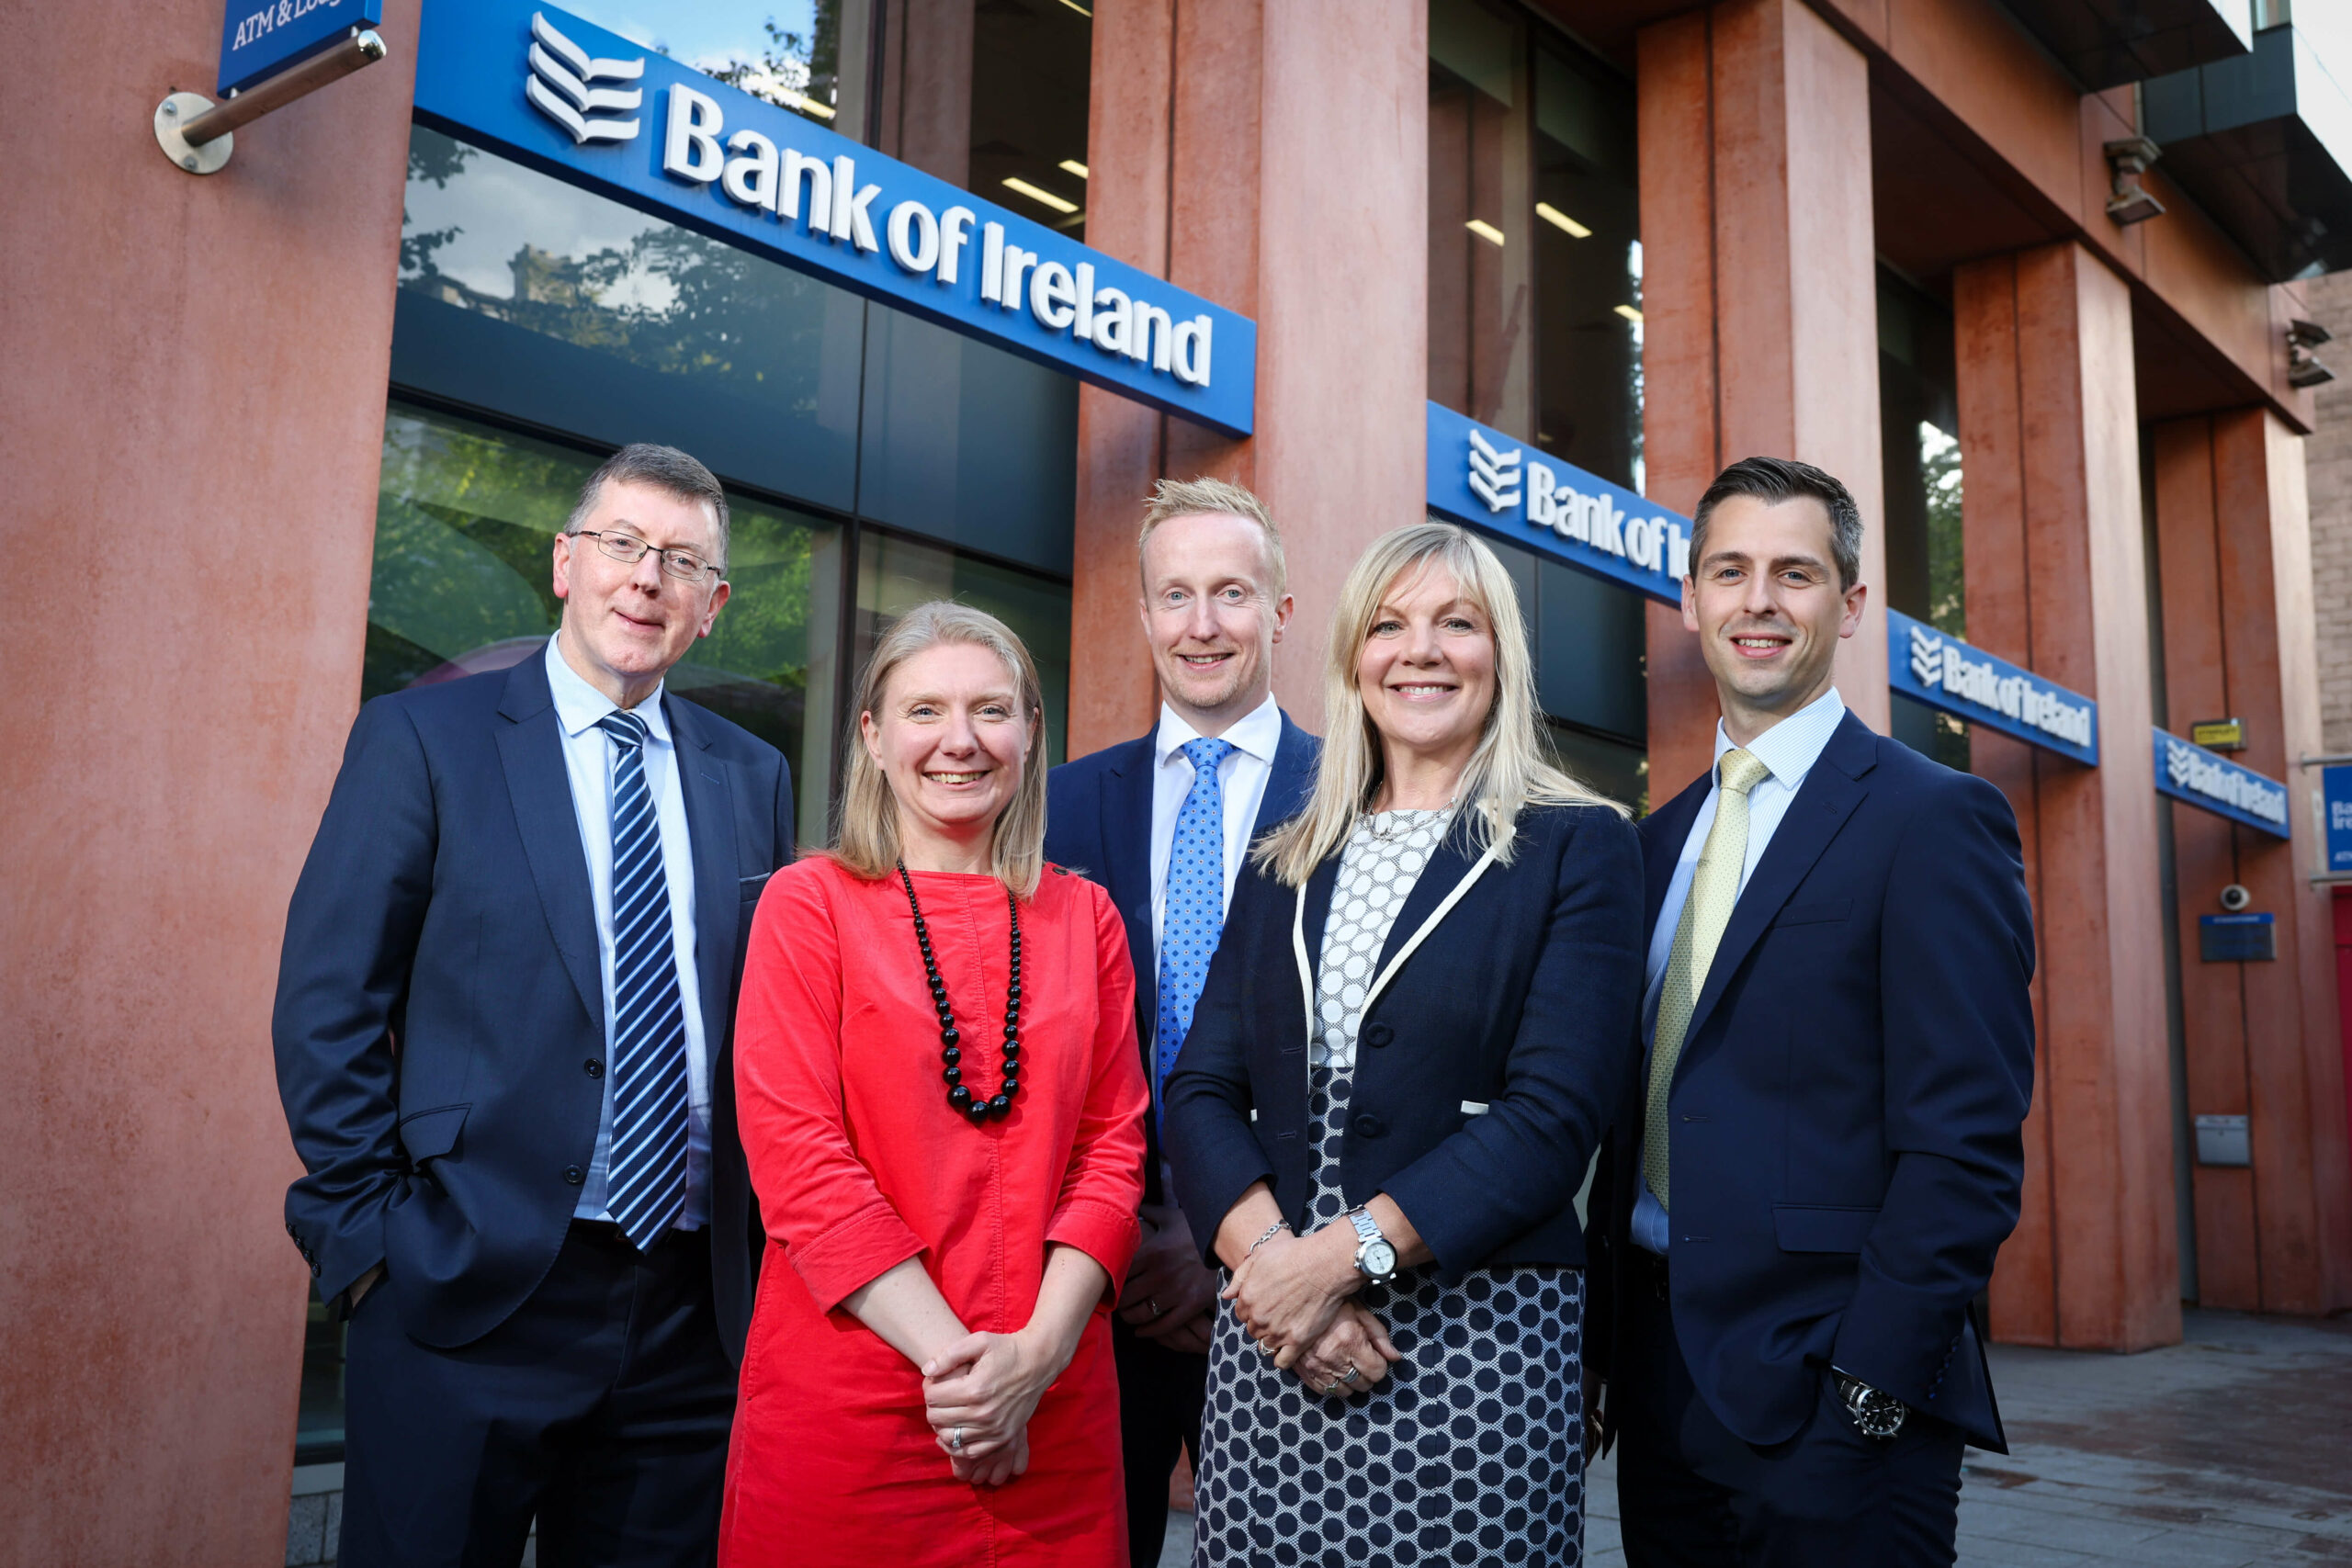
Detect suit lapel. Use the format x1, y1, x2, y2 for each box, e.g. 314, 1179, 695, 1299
1253, 714, 1319, 832
1101, 735, 1158, 1022
497, 654, 605, 1035
667, 694, 737, 1052
1640, 779, 1710, 941
1681, 714, 1879, 1053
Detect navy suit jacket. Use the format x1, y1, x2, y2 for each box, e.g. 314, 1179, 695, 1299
1166, 804, 1644, 1276
273, 649, 794, 1359
1043, 713, 1318, 1203
1586, 710, 2034, 1453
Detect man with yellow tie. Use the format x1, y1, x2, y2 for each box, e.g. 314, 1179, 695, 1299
1585, 457, 2036, 1566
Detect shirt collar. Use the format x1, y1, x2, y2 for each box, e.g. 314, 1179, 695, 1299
544, 635, 671, 745
1712, 685, 1844, 791
1155, 691, 1283, 768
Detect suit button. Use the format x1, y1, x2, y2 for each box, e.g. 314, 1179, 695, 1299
1363, 1023, 1394, 1049
1351, 1113, 1385, 1139
563, 1166, 585, 1185
584, 1059, 605, 1078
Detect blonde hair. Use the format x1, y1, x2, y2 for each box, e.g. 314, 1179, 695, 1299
1136, 475, 1287, 598
1257, 522, 1628, 887
826, 601, 1049, 898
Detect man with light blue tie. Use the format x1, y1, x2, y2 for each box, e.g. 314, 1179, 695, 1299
1586, 457, 2034, 1566
275, 445, 794, 1568
1045, 476, 1318, 1568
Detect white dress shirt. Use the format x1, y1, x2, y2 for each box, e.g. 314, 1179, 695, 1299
1633, 686, 1848, 1254
544, 637, 713, 1230
1148, 691, 1284, 950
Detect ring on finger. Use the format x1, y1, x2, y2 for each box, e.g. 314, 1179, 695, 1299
946, 1427, 965, 1453
1340, 1362, 1361, 1383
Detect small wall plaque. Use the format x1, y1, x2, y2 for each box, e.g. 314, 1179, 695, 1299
2199, 912, 2276, 962
2190, 717, 2245, 750
2194, 1113, 2251, 1168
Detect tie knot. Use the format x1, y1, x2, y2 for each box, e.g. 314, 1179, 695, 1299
1719, 748, 1770, 797
597, 710, 650, 750
1182, 737, 1236, 774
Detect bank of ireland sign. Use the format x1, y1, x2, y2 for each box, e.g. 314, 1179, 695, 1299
1886, 611, 2098, 766
2154, 732, 2292, 839
220, 0, 384, 95
414, 1, 1255, 436
1426, 403, 1689, 606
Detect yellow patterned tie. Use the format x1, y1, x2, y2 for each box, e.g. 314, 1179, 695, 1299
1644, 748, 1771, 1212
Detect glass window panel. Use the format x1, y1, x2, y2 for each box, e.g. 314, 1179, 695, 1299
972, 0, 1093, 239
397, 127, 865, 513
853, 530, 1071, 769
1877, 267, 1968, 772
1429, 0, 1532, 434
1532, 41, 1641, 490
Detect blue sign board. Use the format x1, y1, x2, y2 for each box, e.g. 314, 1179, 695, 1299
2198, 913, 2277, 964
219, 0, 382, 96
1424, 402, 1689, 606
2322, 764, 2352, 876
1886, 610, 2099, 766
413, 1, 1255, 436
2154, 730, 2292, 839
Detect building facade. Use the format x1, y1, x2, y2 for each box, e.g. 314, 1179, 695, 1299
4, 0, 2349, 1562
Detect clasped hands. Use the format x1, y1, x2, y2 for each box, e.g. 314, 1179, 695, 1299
920, 1329, 1056, 1488
1224, 1224, 1400, 1396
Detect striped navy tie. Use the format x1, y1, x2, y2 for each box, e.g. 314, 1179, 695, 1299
595, 710, 690, 1250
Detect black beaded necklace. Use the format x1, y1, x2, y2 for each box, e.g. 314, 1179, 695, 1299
896, 861, 1022, 1125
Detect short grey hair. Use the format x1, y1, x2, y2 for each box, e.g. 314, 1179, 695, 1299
1136, 475, 1286, 599
566, 443, 731, 573
1690, 456, 1862, 591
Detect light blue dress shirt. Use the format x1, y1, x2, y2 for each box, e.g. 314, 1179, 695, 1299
1633, 686, 1848, 1255
544, 637, 712, 1230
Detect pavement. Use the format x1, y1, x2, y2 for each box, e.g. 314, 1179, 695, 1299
1159, 1307, 2352, 1566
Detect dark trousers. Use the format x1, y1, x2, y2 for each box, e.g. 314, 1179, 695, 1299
1613, 1252, 1964, 1568
1114, 1318, 1208, 1568
341, 1221, 738, 1568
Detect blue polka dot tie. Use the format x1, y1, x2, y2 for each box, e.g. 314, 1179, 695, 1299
1157, 738, 1236, 1129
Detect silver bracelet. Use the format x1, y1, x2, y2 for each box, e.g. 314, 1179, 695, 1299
1247, 1220, 1293, 1257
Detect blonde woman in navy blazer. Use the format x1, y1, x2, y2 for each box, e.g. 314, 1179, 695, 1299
1163, 522, 1643, 1566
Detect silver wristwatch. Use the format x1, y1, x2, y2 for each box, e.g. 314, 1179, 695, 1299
1348, 1206, 1398, 1284
1834, 1371, 1907, 1440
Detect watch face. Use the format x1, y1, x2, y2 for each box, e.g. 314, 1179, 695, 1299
1363, 1239, 1397, 1277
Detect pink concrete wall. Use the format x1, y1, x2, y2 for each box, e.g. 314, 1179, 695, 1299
0, 4, 416, 1561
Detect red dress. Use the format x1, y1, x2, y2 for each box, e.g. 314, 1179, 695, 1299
720, 857, 1148, 1568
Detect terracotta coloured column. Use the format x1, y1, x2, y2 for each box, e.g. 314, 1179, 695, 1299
1635, 0, 1890, 801
0, 2, 419, 1560
1068, 0, 1428, 756
2150, 411, 2352, 1315
1955, 243, 2177, 1351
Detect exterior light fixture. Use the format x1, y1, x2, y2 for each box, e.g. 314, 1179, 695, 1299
1059, 160, 1090, 179
1535, 202, 1589, 238
2289, 318, 2335, 388
1003, 176, 1080, 215
1466, 219, 1505, 246
2102, 136, 2165, 226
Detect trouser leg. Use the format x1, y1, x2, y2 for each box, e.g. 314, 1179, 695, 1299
1115, 1320, 1208, 1568
1612, 1257, 1745, 1568
1735, 1373, 1964, 1568
537, 1226, 739, 1568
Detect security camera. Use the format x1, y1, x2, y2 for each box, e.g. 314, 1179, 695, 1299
2219, 884, 2252, 913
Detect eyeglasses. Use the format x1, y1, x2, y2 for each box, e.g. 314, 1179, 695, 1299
569, 529, 722, 582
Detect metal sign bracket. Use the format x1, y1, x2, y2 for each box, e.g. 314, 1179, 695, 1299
154, 28, 387, 175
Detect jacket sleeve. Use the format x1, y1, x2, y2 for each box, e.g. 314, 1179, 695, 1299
733, 868, 928, 1313
1831, 773, 2035, 1408
1165, 871, 1282, 1265
1042, 883, 1150, 1284
1379, 807, 1646, 1274
272, 698, 437, 1308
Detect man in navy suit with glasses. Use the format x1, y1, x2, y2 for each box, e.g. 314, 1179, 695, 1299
275, 444, 794, 1568
1587, 456, 2036, 1566
1045, 477, 1318, 1568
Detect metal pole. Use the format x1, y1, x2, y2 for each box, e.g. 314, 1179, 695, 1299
2299, 753, 2352, 769
180, 29, 389, 147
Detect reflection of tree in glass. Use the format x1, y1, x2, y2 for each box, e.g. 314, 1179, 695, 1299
401, 135, 475, 283
1919, 422, 1964, 637
704, 6, 842, 122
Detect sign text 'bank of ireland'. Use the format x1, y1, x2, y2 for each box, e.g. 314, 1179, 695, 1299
1424, 403, 1689, 606
1886, 611, 2098, 766
2154, 731, 2292, 839
415, 2, 1255, 436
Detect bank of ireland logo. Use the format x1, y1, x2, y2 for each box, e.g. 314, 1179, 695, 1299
526, 12, 646, 145
1466, 430, 1523, 513
1907, 622, 1943, 686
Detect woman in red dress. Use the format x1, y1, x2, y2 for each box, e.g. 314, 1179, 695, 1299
722, 601, 1148, 1568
